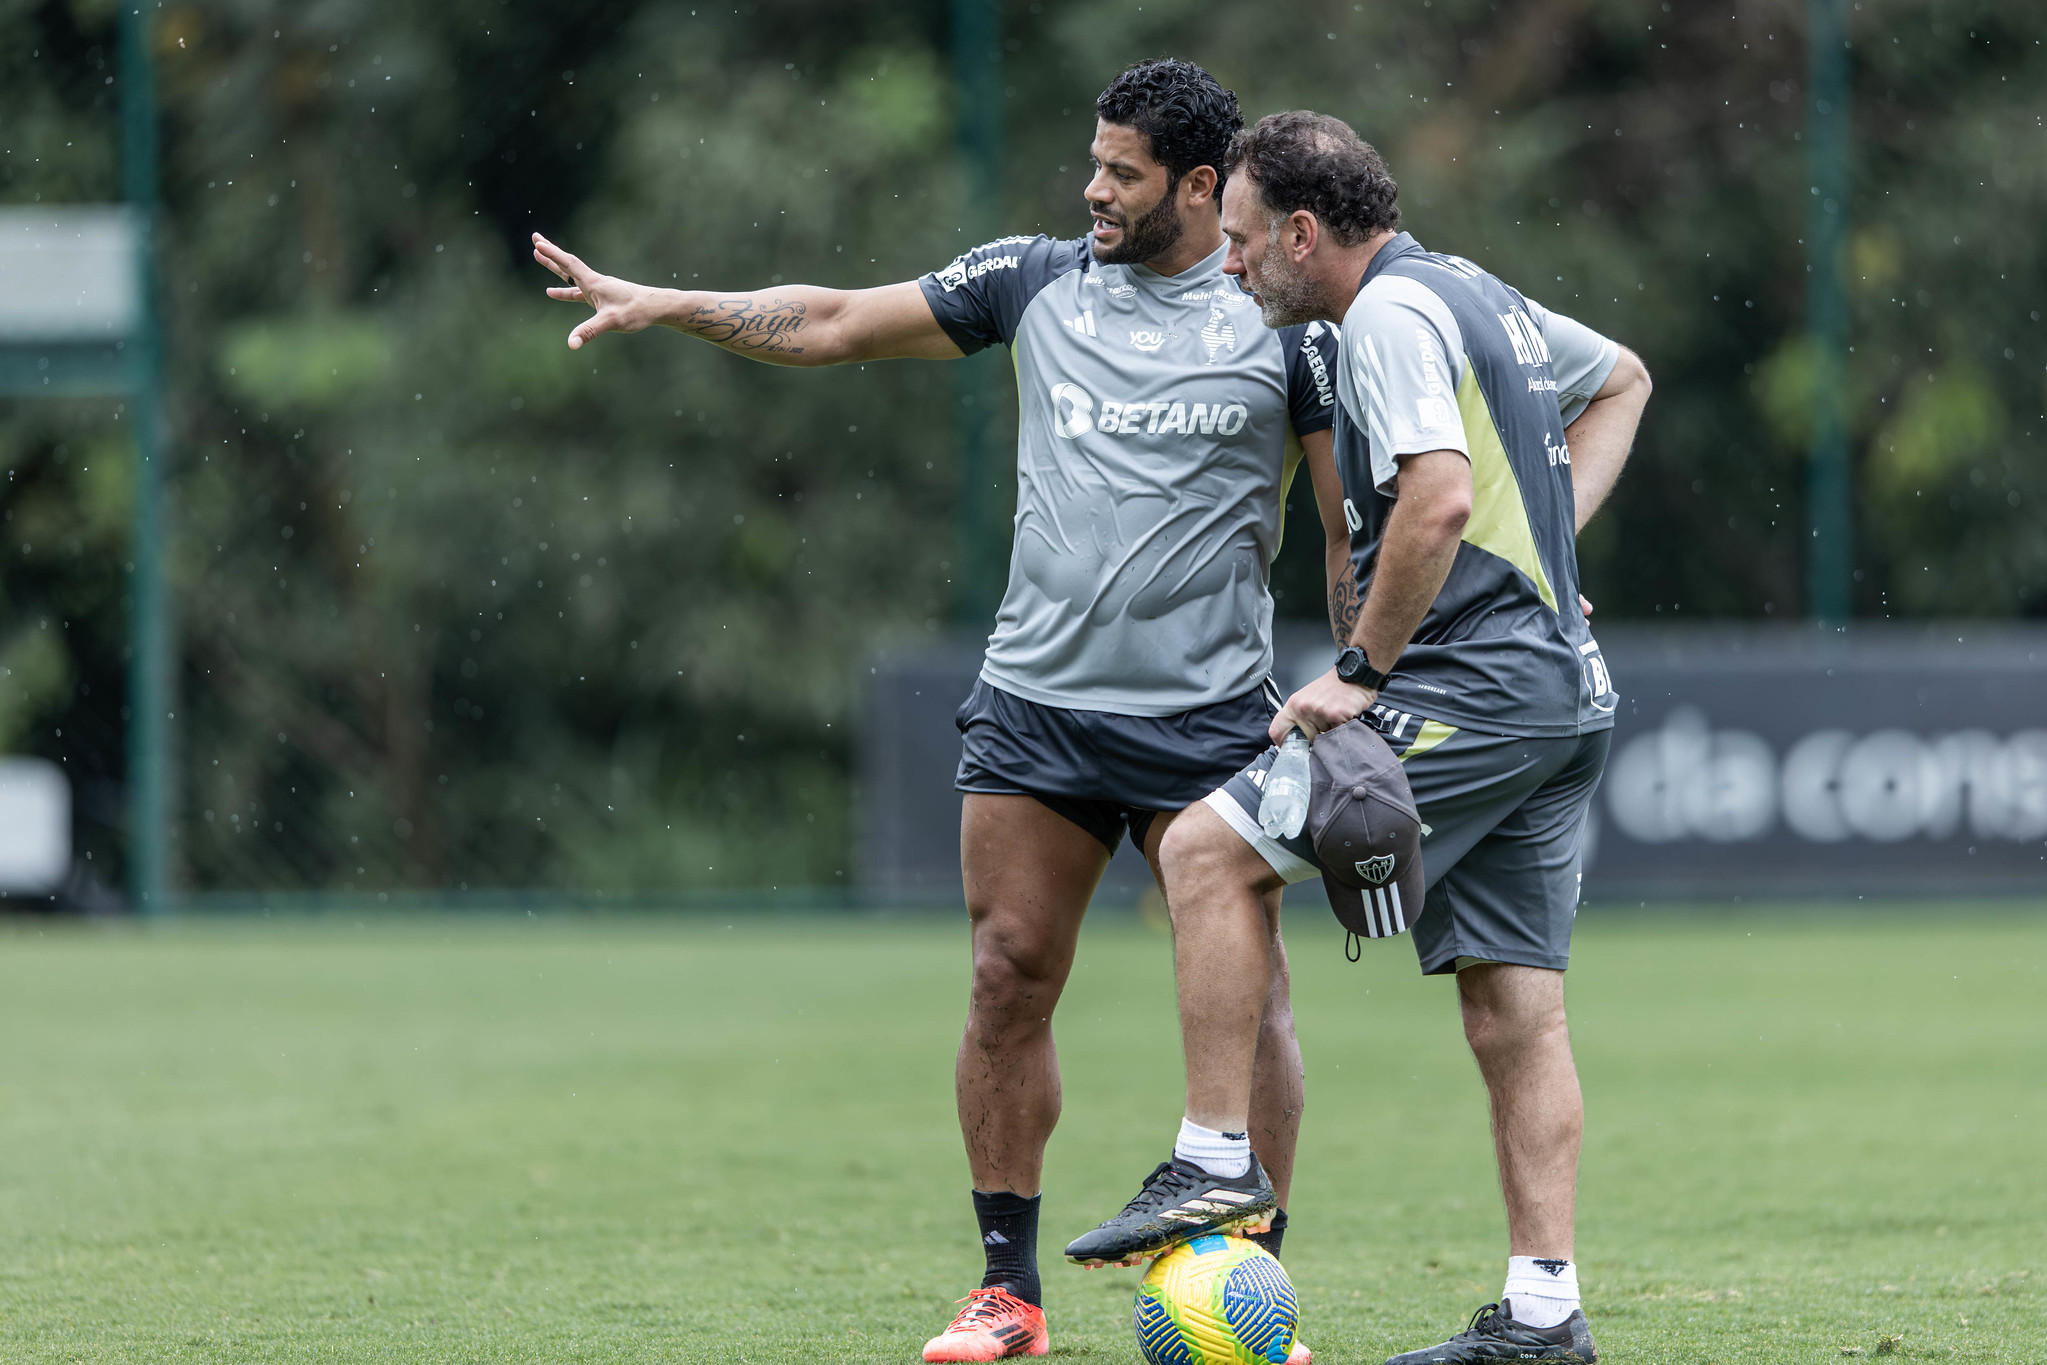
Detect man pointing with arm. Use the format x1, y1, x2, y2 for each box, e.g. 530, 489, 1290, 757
536, 62, 1349, 1365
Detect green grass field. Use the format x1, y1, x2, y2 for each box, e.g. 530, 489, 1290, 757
0, 909, 2042, 1364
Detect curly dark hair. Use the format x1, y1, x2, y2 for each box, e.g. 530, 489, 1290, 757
1094, 58, 1244, 195
1223, 110, 1399, 246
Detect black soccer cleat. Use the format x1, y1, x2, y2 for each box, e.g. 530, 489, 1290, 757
1063, 1154, 1276, 1267
1383, 1300, 1596, 1365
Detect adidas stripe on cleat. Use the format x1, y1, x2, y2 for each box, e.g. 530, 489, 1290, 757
922, 1287, 1049, 1363
1064, 1154, 1277, 1267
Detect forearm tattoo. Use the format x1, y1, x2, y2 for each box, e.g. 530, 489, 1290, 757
1328, 566, 1364, 645
682, 297, 807, 354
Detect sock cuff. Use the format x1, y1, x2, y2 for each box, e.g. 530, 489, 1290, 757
1177, 1119, 1247, 1141
1174, 1117, 1252, 1178
971, 1189, 1041, 1219
1504, 1255, 1579, 1294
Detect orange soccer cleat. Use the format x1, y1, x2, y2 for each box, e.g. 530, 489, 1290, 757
1286, 1338, 1313, 1365
921, 1287, 1050, 1362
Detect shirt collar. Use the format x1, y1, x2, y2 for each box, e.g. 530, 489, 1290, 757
1128, 238, 1231, 288
1358, 231, 1423, 293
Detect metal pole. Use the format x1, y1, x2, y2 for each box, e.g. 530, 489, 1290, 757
121, 3, 170, 913
1805, 0, 1852, 628
951, 0, 1006, 626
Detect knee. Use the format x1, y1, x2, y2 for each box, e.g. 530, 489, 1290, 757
967, 929, 1063, 1026
1158, 813, 1216, 882
1159, 810, 1263, 904
1459, 976, 1567, 1061
1460, 998, 1510, 1061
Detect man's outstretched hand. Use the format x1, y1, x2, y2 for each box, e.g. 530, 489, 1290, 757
533, 232, 654, 349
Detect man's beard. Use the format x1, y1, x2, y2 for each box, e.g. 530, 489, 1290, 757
1248, 224, 1323, 328
1091, 187, 1186, 265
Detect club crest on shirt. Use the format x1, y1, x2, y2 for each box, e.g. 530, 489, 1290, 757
1200, 305, 1237, 364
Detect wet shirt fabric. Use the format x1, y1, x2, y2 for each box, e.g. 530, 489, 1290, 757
920, 236, 1337, 717
1332, 232, 1622, 739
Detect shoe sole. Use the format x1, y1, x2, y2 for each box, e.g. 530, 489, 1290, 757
921, 1342, 1047, 1363
1065, 1208, 1275, 1267
922, 1328, 1049, 1362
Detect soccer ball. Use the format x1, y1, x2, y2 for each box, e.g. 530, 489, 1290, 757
1133, 1234, 1298, 1365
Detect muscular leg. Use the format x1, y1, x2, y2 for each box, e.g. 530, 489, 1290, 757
1146, 803, 1301, 1204
1457, 963, 1581, 1257
957, 793, 1111, 1196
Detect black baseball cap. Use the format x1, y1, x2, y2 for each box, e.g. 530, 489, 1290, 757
1303, 720, 1425, 939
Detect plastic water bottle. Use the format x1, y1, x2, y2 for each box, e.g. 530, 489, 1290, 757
1259, 729, 1312, 840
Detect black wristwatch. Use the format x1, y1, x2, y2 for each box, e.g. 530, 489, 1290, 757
1335, 645, 1389, 692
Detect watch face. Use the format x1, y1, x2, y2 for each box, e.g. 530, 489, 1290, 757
1337, 648, 1383, 689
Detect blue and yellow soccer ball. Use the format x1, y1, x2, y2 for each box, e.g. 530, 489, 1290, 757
1133, 1234, 1298, 1365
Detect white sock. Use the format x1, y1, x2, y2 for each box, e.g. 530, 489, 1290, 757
1173, 1117, 1250, 1178
1503, 1256, 1579, 1329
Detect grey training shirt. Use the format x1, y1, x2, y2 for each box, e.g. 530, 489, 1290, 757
920, 237, 1337, 717
1332, 233, 1622, 738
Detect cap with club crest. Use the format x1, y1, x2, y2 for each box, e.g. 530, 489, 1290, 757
1304, 719, 1425, 940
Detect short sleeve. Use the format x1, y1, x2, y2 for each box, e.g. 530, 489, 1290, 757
1279, 320, 1340, 436
1342, 275, 1470, 494
1524, 298, 1620, 425
917, 235, 1079, 355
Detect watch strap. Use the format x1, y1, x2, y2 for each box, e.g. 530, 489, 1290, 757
1335, 646, 1389, 692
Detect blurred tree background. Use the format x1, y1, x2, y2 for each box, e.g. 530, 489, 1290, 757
1, 0, 2041, 899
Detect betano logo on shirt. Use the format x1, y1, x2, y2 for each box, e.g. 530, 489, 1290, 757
1048, 382, 1250, 440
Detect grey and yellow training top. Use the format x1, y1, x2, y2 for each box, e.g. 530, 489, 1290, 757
921, 236, 1337, 718
1333, 232, 1621, 739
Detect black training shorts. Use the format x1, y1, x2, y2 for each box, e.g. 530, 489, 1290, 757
955, 677, 1282, 853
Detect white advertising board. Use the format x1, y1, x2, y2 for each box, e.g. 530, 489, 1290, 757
0, 207, 139, 340
0, 757, 71, 894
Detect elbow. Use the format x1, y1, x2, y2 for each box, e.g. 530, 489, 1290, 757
1415, 486, 1470, 542
1616, 346, 1652, 400
1395, 455, 1471, 544
781, 317, 852, 367
789, 333, 849, 368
